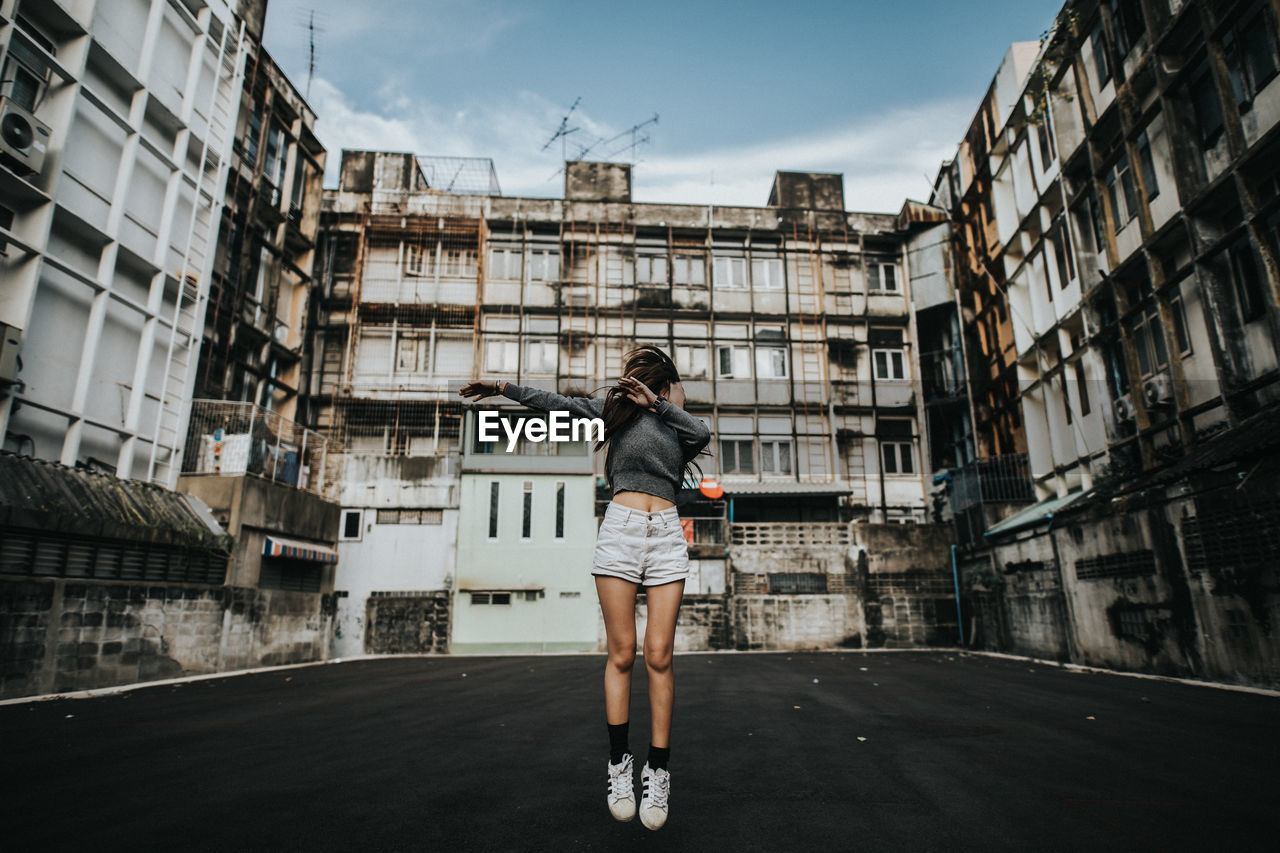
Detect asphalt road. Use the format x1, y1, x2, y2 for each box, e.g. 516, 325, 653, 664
4, 651, 1278, 852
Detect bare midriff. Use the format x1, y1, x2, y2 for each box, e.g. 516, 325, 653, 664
611, 490, 675, 513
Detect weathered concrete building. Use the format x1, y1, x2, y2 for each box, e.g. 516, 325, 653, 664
316, 152, 952, 653
923, 0, 1280, 687
191, 7, 326, 424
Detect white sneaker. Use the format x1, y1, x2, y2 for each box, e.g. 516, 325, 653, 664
606, 753, 636, 822
639, 763, 670, 830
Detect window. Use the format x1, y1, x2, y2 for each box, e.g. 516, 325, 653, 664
1135, 130, 1159, 200
873, 349, 906, 380
1036, 109, 1056, 170
672, 254, 706, 286
1073, 359, 1092, 416
396, 335, 426, 373
720, 439, 755, 475
260, 559, 322, 592
1189, 60, 1224, 147
675, 344, 708, 379
340, 509, 362, 541
755, 346, 788, 379
2, 55, 44, 112
1105, 152, 1139, 230
555, 481, 565, 539
405, 241, 430, 276
525, 339, 558, 374
1170, 293, 1192, 355
751, 257, 784, 290
521, 481, 533, 540
441, 248, 478, 277
489, 247, 523, 281
485, 339, 518, 373
761, 439, 792, 475
881, 442, 915, 475
868, 262, 898, 292
715, 345, 752, 378
1110, 0, 1145, 58
245, 105, 263, 164
529, 248, 560, 281
1091, 20, 1112, 86
713, 256, 747, 289
1050, 224, 1075, 288
263, 121, 286, 191
376, 509, 444, 524
1131, 302, 1169, 378
470, 592, 512, 606
488, 482, 500, 539
1228, 239, 1267, 322
1224, 7, 1280, 107
637, 253, 668, 284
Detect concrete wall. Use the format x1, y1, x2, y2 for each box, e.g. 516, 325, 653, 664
967, 469, 1280, 688
597, 593, 731, 654
364, 591, 450, 654
0, 577, 334, 700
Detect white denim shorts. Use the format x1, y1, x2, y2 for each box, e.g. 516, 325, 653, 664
592, 501, 689, 587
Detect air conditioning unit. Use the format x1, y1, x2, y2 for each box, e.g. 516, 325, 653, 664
1143, 372, 1174, 407
273, 325, 290, 344
0, 97, 51, 177
1112, 393, 1136, 424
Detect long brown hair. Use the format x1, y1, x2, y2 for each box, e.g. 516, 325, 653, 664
590, 344, 707, 488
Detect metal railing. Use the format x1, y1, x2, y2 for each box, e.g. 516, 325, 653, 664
948, 453, 1035, 512
182, 400, 342, 501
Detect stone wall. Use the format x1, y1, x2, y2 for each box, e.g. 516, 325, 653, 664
364, 591, 451, 654
0, 577, 335, 699
597, 594, 730, 653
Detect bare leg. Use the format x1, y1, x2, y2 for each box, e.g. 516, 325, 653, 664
595, 575, 639, 725
642, 579, 685, 749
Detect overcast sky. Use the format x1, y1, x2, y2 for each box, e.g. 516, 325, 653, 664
262, 0, 1061, 211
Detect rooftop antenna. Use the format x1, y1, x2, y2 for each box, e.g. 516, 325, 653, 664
297, 9, 325, 100
541, 96, 582, 164
576, 113, 659, 164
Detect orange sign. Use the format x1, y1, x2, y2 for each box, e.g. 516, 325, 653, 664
698, 478, 724, 499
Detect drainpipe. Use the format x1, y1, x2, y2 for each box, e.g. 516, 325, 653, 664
950, 543, 964, 646
728, 497, 734, 523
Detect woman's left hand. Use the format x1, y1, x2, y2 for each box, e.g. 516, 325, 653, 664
617, 375, 658, 408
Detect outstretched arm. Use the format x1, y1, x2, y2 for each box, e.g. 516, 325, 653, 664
458, 380, 604, 420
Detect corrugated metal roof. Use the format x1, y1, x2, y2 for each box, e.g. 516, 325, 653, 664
721, 480, 852, 496
0, 452, 230, 551
984, 490, 1084, 538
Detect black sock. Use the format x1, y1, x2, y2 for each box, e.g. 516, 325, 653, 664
608, 722, 629, 764
648, 745, 670, 771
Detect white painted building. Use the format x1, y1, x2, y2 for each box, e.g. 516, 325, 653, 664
0, 0, 246, 487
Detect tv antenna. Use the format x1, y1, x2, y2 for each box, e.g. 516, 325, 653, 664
589, 113, 658, 164
541, 96, 582, 163
296, 9, 325, 100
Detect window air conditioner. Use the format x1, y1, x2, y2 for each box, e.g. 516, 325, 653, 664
1142, 372, 1174, 407
1112, 393, 1135, 424
0, 96, 50, 177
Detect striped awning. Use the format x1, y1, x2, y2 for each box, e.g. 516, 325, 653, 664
263, 535, 338, 563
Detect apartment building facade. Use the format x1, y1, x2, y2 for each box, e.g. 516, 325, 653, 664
315, 153, 934, 652
925, 0, 1280, 687
0, 0, 247, 488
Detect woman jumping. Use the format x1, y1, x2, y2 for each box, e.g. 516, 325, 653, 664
459, 344, 710, 831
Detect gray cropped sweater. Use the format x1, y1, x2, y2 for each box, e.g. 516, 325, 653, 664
501, 383, 711, 503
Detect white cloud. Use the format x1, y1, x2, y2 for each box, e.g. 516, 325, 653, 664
309, 76, 971, 214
